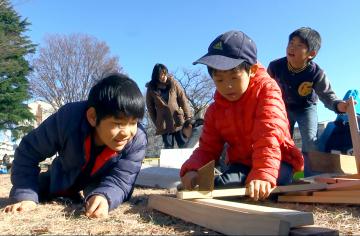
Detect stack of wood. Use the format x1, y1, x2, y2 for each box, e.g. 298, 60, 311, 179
148, 181, 341, 235
279, 174, 360, 204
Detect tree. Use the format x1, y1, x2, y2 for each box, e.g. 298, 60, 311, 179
0, 0, 36, 140
30, 33, 122, 110
175, 68, 215, 118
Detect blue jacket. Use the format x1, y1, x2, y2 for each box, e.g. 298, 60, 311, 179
10, 101, 147, 211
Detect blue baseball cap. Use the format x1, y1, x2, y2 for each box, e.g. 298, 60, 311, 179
193, 30, 257, 70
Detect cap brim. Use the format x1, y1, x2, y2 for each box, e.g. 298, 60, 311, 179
193, 54, 245, 70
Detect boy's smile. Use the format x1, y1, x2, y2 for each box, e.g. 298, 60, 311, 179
286, 36, 316, 69
91, 113, 138, 152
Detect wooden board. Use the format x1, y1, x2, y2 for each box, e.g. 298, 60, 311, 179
177, 183, 328, 199
313, 190, 360, 197
278, 195, 360, 204
194, 198, 314, 227
326, 180, 360, 191
148, 195, 290, 235
308, 151, 357, 174
197, 160, 214, 191
347, 96, 360, 172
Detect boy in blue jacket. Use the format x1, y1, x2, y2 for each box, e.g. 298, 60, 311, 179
3, 73, 147, 218
267, 27, 348, 177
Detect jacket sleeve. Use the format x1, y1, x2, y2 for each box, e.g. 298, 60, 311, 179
175, 80, 192, 120
146, 88, 157, 125
313, 73, 343, 113
180, 106, 223, 177
10, 110, 62, 203
246, 80, 290, 186
84, 125, 147, 211
267, 62, 275, 78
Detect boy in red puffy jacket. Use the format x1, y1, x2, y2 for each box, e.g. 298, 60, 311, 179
180, 30, 303, 201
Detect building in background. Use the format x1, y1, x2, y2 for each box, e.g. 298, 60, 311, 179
0, 100, 55, 163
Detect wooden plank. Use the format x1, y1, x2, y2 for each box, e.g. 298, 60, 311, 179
313, 190, 360, 197
148, 195, 290, 235
194, 198, 314, 227
314, 177, 360, 184
197, 160, 215, 191
347, 96, 360, 172
290, 225, 339, 236
278, 195, 360, 204
326, 180, 360, 191
308, 151, 357, 174
177, 183, 327, 199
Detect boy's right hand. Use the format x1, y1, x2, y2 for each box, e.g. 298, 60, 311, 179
3, 200, 37, 213
181, 171, 199, 190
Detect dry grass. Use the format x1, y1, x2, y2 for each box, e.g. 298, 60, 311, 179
1, 174, 360, 235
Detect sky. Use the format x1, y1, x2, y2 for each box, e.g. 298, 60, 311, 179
11, 0, 360, 122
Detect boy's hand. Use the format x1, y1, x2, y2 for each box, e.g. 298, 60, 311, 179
246, 180, 272, 201
85, 195, 109, 218
337, 99, 357, 113
3, 200, 37, 213
181, 171, 199, 190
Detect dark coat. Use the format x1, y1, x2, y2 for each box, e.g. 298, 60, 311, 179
10, 101, 147, 211
146, 76, 192, 135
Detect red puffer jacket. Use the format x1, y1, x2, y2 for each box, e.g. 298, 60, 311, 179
180, 65, 303, 186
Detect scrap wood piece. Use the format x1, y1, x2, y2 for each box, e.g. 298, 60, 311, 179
289, 225, 339, 236
314, 176, 360, 184
313, 190, 360, 197
278, 195, 360, 204
148, 195, 290, 235
347, 96, 360, 172
194, 198, 314, 227
177, 183, 328, 199
326, 180, 360, 191
308, 151, 357, 174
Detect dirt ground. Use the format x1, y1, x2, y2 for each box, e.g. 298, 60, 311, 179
1, 174, 360, 235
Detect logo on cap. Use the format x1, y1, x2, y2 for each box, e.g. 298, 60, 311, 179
213, 41, 223, 50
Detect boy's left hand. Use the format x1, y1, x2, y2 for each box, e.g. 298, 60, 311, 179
246, 180, 272, 201
85, 194, 109, 218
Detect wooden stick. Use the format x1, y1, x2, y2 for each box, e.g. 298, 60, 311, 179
177, 183, 328, 199
347, 96, 360, 172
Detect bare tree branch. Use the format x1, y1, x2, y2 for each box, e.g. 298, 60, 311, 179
29, 33, 122, 110
174, 68, 215, 118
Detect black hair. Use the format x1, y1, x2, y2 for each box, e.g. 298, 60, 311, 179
149, 63, 168, 90
87, 73, 145, 124
207, 61, 252, 77
289, 27, 321, 53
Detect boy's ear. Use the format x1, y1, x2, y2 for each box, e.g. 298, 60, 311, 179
86, 107, 97, 127
249, 64, 258, 77
308, 50, 317, 60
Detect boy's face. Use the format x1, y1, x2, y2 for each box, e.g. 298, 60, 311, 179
287, 36, 316, 68
212, 67, 251, 102
88, 110, 138, 151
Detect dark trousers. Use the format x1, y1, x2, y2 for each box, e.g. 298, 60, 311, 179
162, 130, 186, 149
214, 162, 293, 188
